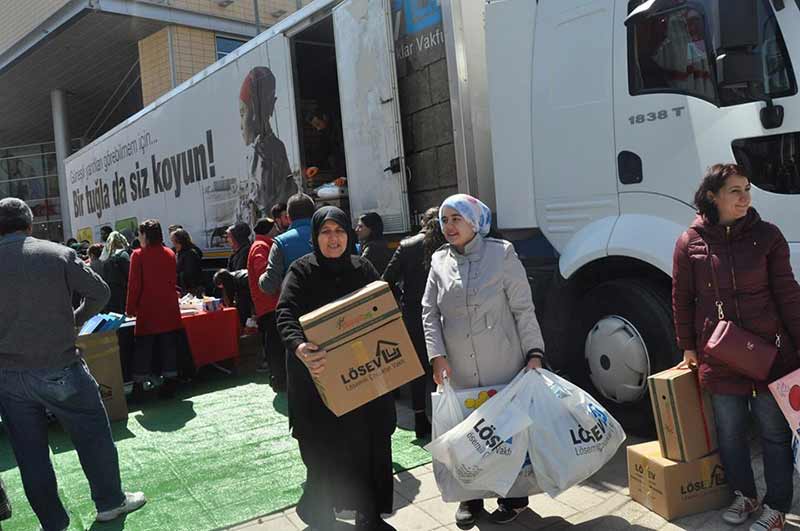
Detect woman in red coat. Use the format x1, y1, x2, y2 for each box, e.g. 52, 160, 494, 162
126, 219, 183, 398
672, 164, 800, 531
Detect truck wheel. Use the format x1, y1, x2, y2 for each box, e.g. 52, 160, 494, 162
570, 279, 679, 435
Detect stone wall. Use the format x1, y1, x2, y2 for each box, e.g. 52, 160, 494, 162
391, 1, 457, 225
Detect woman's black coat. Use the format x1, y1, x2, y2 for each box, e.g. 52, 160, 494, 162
176, 246, 203, 294
276, 253, 397, 440
103, 252, 130, 314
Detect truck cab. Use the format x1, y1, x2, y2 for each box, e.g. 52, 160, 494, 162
488, 0, 800, 430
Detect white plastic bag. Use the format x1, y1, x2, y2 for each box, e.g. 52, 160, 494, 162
427, 371, 534, 496
527, 369, 626, 496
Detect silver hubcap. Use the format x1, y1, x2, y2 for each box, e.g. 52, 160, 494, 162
584, 315, 650, 403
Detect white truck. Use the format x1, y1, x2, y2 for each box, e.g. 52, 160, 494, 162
485, 0, 800, 428
65, 0, 800, 429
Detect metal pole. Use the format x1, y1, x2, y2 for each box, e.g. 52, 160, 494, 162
253, 0, 261, 34
51, 89, 73, 241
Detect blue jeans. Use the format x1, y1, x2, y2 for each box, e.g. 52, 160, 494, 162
0, 360, 125, 530
711, 392, 793, 512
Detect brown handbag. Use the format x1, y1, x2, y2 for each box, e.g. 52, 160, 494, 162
702, 241, 779, 382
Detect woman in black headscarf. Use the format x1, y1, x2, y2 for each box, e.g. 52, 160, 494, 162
276, 206, 397, 531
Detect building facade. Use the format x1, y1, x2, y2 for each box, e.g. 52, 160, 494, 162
0, 0, 310, 241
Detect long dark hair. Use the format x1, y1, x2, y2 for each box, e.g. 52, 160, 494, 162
171, 228, 193, 249
693, 163, 747, 225
139, 219, 163, 246
422, 207, 446, 269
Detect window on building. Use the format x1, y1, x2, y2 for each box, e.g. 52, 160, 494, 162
627, 0, 796, 106
216, 36, 246, 60
0, 141, 63, 240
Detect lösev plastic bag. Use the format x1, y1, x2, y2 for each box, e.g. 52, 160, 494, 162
427, 371, 537, 497
527, 369, 626, 496
429, 379, 541, 501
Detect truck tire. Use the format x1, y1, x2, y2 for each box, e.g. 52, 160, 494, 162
569, 279, 680, 435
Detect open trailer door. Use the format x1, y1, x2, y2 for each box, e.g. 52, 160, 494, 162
333, 0, 410, 233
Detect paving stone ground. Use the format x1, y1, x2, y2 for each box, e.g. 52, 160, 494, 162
224, 405, 800, 531
228, 349, 800, 531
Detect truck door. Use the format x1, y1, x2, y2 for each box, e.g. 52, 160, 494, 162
332, 0, 410, 233
614, 0, 800, 252
265, 34, 303, 195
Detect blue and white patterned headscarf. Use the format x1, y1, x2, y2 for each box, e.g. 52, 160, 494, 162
439, 194, 492, 237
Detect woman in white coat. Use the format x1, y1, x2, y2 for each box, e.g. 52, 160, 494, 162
422, 193, 546, 529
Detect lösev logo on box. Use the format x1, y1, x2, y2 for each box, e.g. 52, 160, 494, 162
339, 340, 405, 386
680, 464, 726, 496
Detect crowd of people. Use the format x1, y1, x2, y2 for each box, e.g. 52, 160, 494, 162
0, 161, 799, 530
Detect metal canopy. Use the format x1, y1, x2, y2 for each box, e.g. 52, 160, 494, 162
0, 10, 165, 147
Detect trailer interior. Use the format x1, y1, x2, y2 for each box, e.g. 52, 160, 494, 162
292, 17, 349, 210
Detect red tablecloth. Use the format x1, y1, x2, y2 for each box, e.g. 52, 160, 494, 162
182, 307, 240, 369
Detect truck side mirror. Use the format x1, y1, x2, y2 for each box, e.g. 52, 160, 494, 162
717, 0, 759, 51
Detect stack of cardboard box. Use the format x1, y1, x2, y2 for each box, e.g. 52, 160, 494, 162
627, 367, 730, 520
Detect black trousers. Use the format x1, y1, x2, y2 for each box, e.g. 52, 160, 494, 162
257, 312, 285, 386
132, 331, 179, 382
404, 308, 432, 413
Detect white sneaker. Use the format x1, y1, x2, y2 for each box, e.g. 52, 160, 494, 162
722, 490, 760, 525
95, 491, 147, 522
750, 505, 786, 531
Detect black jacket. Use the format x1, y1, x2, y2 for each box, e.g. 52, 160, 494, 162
382, 233, 426, 312
227, 243, 251, 272
103, 251, 130, 314
176, 246, 203, 294
276, 253, 396, 439
360, 239, 393, 277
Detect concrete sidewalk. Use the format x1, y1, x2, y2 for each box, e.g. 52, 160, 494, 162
226, 417, 800, 531
222, 349, 800, 531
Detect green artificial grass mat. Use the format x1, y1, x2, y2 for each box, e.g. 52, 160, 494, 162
0, 372, 431, 530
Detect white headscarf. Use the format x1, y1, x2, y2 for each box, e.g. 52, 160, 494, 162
100, 231, 129, 261
439, 194, 492, 237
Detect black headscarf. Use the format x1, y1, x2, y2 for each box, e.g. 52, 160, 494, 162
359, 212, 384, 241
312, 206, 354, 273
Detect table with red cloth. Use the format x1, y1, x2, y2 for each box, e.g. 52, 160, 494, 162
117, 307, 240, 381
181, 307, 240, 369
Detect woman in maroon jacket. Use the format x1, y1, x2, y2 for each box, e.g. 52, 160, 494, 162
126, 219, 183, 398
672, 164, 800, 531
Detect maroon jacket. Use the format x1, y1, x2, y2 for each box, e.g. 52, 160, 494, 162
672, 208, 800, 395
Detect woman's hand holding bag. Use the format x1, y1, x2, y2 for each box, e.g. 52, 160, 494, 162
432, 356, 452, 385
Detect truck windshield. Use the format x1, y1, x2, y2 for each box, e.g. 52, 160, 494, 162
627, 0, 796, 106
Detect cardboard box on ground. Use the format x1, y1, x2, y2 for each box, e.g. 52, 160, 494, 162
76, 331, 128, 422
648, 367, 717, 462
300, 281, 424, 417
628, 441, 729, 520
627, 367, 729, 521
